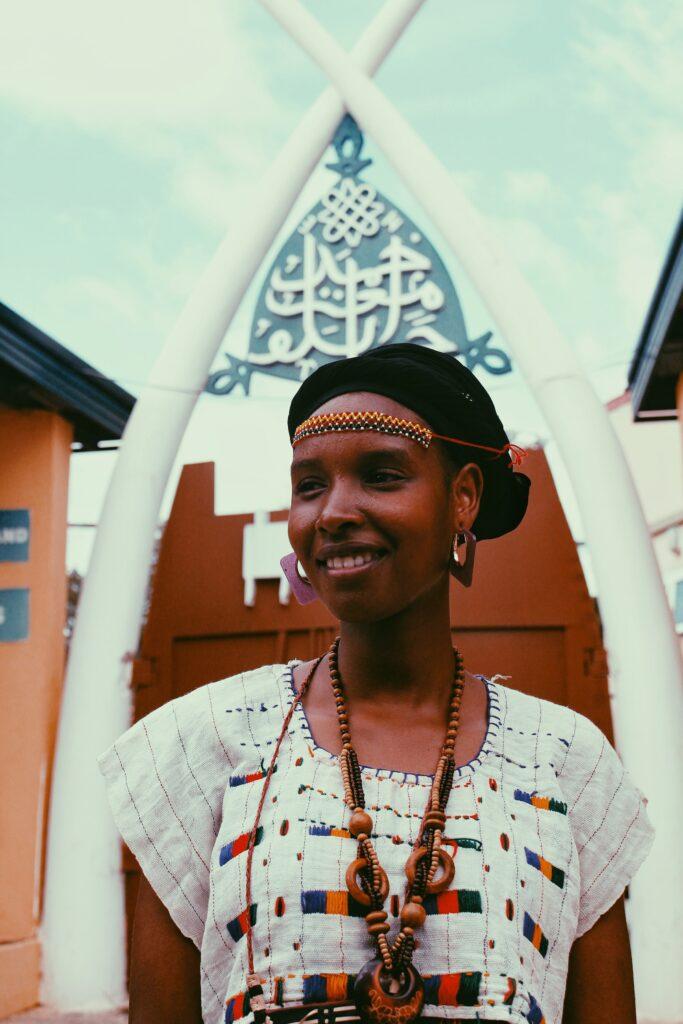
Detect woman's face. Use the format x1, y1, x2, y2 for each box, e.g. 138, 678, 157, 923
288, 392, 483, 623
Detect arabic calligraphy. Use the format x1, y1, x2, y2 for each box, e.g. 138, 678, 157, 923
205, 114, 512, 397
249, 230, 450, 367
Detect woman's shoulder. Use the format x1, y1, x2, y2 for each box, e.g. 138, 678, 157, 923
166, 660, 293, 718
485, 676, 620, 783
96, 660, 296, 950
487, 676, 580, 742
98, 662, 292, 781
191, 660, 293, 713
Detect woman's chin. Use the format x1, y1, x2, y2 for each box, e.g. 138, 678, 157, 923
318, 591, 407, 625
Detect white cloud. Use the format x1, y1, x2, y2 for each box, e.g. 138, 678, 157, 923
576, 1, 683, 116
76, 276, 145, 321
575, 1, 683, 199
487, 215, 572, 285
170, 160, 259, 232
171, 150, 332, 233
451, 170, 480, 199
504, 170, 557, 206
0, 0, 300, 239
579, 183, 664, 325
629, 122, 683, 194
0, 0, 280, 136
572, 2, 682, 351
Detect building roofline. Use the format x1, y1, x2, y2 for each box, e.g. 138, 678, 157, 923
0, 300, 135, 449
628, 210, 683, 419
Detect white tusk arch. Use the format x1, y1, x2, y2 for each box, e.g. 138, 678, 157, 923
41, 0, 427, 1008
258, 2, 683, 1020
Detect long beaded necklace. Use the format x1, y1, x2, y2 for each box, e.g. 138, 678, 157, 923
244, 639, 465, 1024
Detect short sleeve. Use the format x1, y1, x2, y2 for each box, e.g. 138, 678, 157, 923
559, 712, 655, 939
97, 682, 230, 949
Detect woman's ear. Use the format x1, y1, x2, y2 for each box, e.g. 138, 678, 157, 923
451, 462, 483, 531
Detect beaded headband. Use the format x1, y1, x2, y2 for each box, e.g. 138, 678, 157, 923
292, 410, 528, 467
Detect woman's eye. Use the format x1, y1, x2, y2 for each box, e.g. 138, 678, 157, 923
294, 478, 325, 495
293, 471, 404, 494
367, 470, 403, 484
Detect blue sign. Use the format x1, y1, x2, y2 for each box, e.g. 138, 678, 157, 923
206, 115, 511, 397
0, 509, 30, 562
0, 588, 29, 642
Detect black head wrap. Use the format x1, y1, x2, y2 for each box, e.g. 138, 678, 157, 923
287, 343, 530, 540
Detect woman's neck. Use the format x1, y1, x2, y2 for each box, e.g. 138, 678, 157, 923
336, 582, 456, 710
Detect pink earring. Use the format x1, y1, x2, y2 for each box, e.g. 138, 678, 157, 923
280, 552, 318, 605
450, 529, 476, 587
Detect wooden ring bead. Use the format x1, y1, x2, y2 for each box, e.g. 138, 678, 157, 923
346, 857, 389, 906
404, 846, 455, 894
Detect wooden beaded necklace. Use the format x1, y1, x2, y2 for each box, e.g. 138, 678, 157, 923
330, 637, 464, 1024
244, 639, 465, 1024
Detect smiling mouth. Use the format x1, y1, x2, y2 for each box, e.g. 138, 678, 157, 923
317, 550, 387, 573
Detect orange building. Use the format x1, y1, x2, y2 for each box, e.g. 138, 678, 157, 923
0, 301, 134, 1018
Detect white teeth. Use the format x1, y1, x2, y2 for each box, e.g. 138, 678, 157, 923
325, 551, 378, 569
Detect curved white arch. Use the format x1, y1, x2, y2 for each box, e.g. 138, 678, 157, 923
258, 2, 683, 1020
41, 0, 427, 1007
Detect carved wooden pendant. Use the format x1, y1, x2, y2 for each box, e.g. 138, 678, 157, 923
353, 958, 425, 1024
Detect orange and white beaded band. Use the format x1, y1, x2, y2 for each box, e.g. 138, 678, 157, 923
292, 410, 529, 468
292, 411, 433, 449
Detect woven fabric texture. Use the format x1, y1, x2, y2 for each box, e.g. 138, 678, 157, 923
98, 663, 654, 1024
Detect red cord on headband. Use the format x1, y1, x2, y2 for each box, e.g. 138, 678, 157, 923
430, 433, 528, 467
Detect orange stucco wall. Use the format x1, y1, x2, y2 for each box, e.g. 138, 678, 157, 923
0, 408, 72, 1018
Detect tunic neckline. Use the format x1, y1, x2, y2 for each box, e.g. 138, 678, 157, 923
281, 660, 502, 786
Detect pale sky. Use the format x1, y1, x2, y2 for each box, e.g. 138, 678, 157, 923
1, 0, 681, 572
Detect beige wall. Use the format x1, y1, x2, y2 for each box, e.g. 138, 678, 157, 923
0, 409, 72, 1018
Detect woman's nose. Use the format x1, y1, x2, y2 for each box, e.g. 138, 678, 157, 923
316, 482, 365, 534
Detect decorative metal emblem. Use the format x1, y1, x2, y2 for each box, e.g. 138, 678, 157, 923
206, 115, 511, 396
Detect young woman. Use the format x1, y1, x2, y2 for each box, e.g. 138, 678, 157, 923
100, 343, 654, 1024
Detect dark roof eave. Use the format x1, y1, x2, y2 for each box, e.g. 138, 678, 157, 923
628, 211, 683, 420
0, 301, 135, 444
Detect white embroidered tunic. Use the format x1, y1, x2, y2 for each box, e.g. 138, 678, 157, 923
98, 662, 654, 1024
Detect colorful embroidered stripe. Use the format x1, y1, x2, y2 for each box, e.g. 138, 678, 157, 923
301, 890, 367, 917
445, 836, 482, 851
219, 826, 263, 865
302, 974, 356, 1003
523, 912, 549, 958
527, 995, 547, 1023
514, 789, 567, 815
308, 824, 352, 838
423, 889, 482, 916
524, 847, 565, 888
503, 978, 517, 1004
227, 904, 257, 941
272, 978, 285, 1006
229, 765, 276, 787
224, 992, 250, 1024
423, 972, 482, 1007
